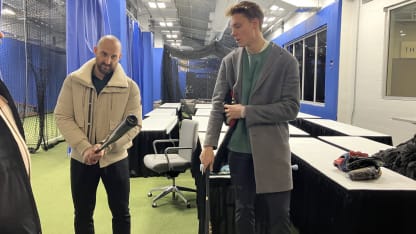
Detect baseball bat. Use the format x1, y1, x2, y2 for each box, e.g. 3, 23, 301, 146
95, 115, 138, 153
204, 169, 210, 234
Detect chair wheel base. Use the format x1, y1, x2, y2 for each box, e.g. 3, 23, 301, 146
186, 202, 191, 208
147, 192, 152, 197
152, 203, 157, 208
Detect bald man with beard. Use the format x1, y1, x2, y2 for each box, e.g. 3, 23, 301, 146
55, 35, 142, 234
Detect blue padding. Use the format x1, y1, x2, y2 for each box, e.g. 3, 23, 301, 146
0, 38, 66, 112
0, 39, 28, 104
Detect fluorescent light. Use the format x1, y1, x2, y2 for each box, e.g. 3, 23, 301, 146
1, 8, 16, 16
159, 22, 166, 27
166, 34, 172, 38
166, 22, 173, 27
270, 5, 279, 11
267, 17, 276, 22
262, 23, 268, 28
157, 2, 166, 8
281, 0, 315, 7
209, 12, 214, 21
172, 34, 178, 38
148, 2, 157, 8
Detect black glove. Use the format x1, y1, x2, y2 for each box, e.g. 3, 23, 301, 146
348, 166, 382, 181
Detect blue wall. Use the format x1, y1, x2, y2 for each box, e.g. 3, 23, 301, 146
273, 1, 342, 120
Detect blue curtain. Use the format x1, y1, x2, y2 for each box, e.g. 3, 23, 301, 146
126, 17, 142, 83
141, 32, 154, 115
126, 16, 134, 77
126, 17, 147, 116
152, 48, 163, 101
125, 17, 154, 116
66, 0, 112, 74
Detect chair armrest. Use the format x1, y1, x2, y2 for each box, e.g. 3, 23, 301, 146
164, 146, 192, 170
152, 139, 179, 154
164, 146, 192, 154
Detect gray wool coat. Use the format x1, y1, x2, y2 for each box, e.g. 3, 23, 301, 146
204, 42, 300, 193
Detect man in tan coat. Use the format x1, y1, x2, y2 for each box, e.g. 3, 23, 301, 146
54, 35, 142, 234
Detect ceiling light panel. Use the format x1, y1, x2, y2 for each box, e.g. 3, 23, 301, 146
281, 0, 317, 8
148, 2, 157, 8
1, 8, 16, 16
157, 2, 166, 8
270, 5, 279, 11
267, 17, 276, 22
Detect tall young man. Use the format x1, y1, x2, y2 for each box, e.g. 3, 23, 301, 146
199, 2, 300, 233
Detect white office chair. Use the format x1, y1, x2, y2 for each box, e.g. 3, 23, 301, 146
143, 119, 199, 208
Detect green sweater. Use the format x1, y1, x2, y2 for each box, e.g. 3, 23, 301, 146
228, 44, 271, 153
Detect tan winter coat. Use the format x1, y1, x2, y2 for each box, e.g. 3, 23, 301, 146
54, 58, 142, 167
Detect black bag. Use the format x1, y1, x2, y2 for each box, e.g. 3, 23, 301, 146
372, 134, 416, 179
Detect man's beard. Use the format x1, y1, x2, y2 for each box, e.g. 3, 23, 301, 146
98, 63, 113, 75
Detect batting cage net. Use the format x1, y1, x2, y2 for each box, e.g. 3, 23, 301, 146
0, 0, 66, 153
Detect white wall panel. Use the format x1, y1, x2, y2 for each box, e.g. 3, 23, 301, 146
338, 0, 416, 145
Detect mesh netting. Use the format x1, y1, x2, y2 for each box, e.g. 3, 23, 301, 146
0, 0, 66, 152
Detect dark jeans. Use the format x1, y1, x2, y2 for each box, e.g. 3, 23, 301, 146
71, 158, 130, 234
228, 151, 291, 234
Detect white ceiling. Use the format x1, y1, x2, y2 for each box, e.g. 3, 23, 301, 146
127, 0, 327, 49
0, 0, 332, 51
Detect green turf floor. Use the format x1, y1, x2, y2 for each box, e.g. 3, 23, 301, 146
30, 143, 199, 234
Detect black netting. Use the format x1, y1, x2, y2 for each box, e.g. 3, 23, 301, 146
162, 41, 233, 102
0, 0, 66, 152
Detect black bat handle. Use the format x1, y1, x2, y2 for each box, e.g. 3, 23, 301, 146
95, 115, 138, 153
125, 115, 138, 127
204, 170, 210, 234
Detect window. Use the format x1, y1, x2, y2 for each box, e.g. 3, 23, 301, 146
285, 28, 327, 104
386, 1, 416, 98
